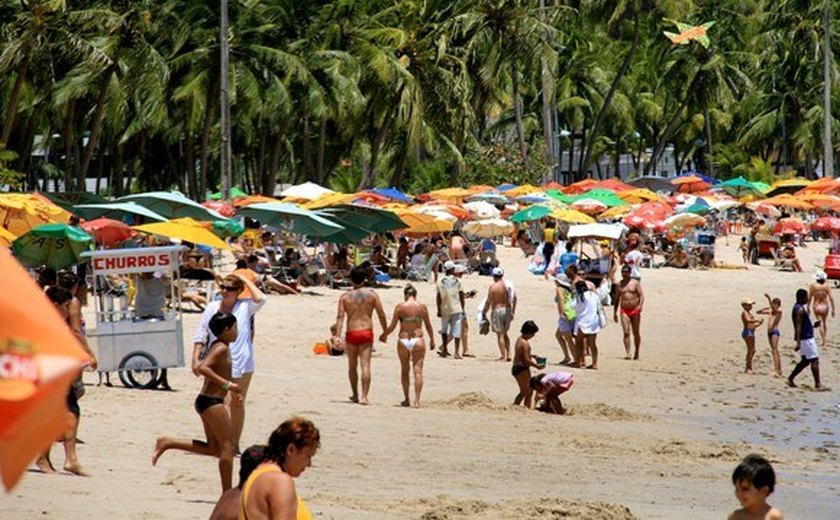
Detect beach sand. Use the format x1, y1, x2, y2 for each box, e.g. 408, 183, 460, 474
4, 237, 838, 519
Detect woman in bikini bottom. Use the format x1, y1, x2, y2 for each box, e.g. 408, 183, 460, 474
381, 285, 436, 407
195, 394, 225, 415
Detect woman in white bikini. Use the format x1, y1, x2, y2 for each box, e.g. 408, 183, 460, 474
381, 285, 436, 407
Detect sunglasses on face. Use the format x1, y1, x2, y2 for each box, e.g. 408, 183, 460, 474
220, 285, 241, 292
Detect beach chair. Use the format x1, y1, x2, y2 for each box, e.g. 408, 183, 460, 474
772, 248, 795, 271
405, 253, 438, 282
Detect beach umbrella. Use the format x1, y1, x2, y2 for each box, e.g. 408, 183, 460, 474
0, 227, 15, 248
506, 184, 542, 197
765, 178, 813, 197
516, 193, 551, 204
624, 214, 664, 230
546, 189, 574, 204
80, 218, 136, 247
237, 202, 344, 238
232, 195, 282, 208
301, 192, 356, 209
393, 208, 447, 229
462, 218, 514, 238
415, 203, 470, 221
510, 204, 551, 223
11, 223, 93, 269
773, 217, 807, 236
597, 205, 633, 221
664, 213, 705, 229
811, 216, 840, 233
323, 205, 406, 233
674, 172, 719, 185
793, 193, 840, 211
210, 219, 245, 238
366, 187, 414, 204
0, 194, 70, 236
762, 194, 813, 210
720, 177, 764, 198
627, 176, 675, 193
682, 198, 712, 215
466, 193, 509, 205
311, 213, 373, 244
279, 181, 334, 201
747, 203, 782, 218
134, 218, 231, 249
551, 208, 595, 224
671, 175, 711, 193
571, 188, 627, 208
543, 181, 564, 190
752, 181, 771, 193
463, 201, 501, 220
593, 178, 635, 192
403, 217, 454, 235
426, 187, 472, 202
0, 249, 91, 490
618, 188, 662, 204
72, 202, 167, 223
38, 191, 106, 211
209, 186, 248, 200
201, 200, 236, 218
118, 191, 227, 221
570, 198, 608, 214
563, 179, 599, 194
496, 183, 517, 192
468, 184, 496, 193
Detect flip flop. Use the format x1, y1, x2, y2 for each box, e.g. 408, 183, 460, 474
437, 350, 451, 358
462, 353, 476, 358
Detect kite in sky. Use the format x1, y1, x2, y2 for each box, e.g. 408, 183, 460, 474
664, 20, 715, 48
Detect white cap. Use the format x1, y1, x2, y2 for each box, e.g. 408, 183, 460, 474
454, 264, 467, 274
443, 260, 456, 271
554, 273, 571, 288
814, 271, 828, 281
492, 267, 504, 277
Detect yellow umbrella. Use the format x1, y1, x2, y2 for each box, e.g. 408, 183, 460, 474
426, 187, 472, 202
300, 192, 356, 209
393, 208, 454, 234
551, 208, 595, 224
505, 184, 541, 197
618, 188, 662, 204
762, 194, 814, 210
597, 205, 634, 221
0, 194, 69, 236
133, 217, 230, 250
0, 227, 16, 248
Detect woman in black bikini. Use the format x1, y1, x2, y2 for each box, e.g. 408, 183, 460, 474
381, 285, 436, 407
153, 312, 242, 491
512, 321, 543, 408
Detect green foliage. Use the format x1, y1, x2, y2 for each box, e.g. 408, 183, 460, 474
0, 147, 24, 189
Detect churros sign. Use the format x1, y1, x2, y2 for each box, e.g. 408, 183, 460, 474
0, 339, 39, 400
88, 247, 181, 275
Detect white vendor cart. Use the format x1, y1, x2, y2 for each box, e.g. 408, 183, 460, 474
82, 246, 185, 389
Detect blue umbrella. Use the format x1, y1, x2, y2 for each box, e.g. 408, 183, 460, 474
118, 191, 227, 221
497, 183, 517, 192
368, 187, 414, 204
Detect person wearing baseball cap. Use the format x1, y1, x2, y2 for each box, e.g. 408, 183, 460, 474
481, 266, 516, 360
809, 271, 835, 346
436, 259, 465, 358
740, 297, 762, 374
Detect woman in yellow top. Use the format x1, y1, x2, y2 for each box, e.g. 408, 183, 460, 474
240, 417, 320, 520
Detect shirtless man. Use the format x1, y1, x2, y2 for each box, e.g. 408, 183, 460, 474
449, 231, 466, 262
808, 271, 835, 346
481, 267, 516, 361
613, 265, 644, 360
335, 266, 387, 405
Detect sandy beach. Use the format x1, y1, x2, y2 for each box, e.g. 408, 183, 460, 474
4, 237, 839, 519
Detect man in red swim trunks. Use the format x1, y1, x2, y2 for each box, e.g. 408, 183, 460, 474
613, 264, 644, 360
335, 266, 387, 405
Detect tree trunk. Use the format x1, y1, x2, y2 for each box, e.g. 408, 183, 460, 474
317, 118, 327, 183
511, 65, 528, 164
63, 100, 76, 191
361, 87, 403, 188
703, 100, 715, 177
302, 115, 315, 181
581, 12, 639, 177
185, 134, 196, 198
79, 69, 113, 184
113, 145, 124, 196
1, 53, 31, 145
266, 132, 284, 195
644, 71, 703, 176
199, 75, 220, 198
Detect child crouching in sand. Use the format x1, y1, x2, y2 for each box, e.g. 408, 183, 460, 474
530, 371, 574, 414
512, 320, 544, 408
728, 454, 784, 520
153, 312, 241, 491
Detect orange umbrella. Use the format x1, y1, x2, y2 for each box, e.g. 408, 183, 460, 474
80, 217, 136, 247
792, 192, 840, 211
594, 178, 634, 192
231, 195, 281, 208
774, 217, 807, 235
0, 250, 91, 489
563, 179, 598, 194
671, 175, 711, 193
201, 200, 236, 217
468, 184, 496, 193
797, 177, 839, 194
762, 194, 814, 210
0, 227, 16, 248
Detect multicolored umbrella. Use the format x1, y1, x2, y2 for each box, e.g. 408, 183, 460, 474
11, 223, 94, 269
0, 249, 92, 489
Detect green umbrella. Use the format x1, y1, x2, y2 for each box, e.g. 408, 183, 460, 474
570, 189, 627, 208
313, 213, 374, 244
237, 202, 344, 237
118, 191, 227, 221
510, 204, 551, 223
209, 186, 249, 200
12, 223, 94, 270
324, 205, 407, 233
546, 190, 574, 204
752, 181, 771, 194
211, 219, 245, 238
40, 192, 107, 211
72, 202, 168, 223
719, 177, 763, 198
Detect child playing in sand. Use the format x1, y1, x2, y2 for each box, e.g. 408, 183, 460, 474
756, 294, 783, 377
327, 323, 345, 355
740, 298, 763, 374
728, 454, 784, 520
511, 321, 544, 408
739, 237, 749, 264
153, 312, 242, 491
529, 371, 574, 414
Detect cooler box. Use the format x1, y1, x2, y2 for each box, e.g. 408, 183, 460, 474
824, 254, 840, 280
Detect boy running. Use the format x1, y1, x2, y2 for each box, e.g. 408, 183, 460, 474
756, 294, 783, 377
153, 312, 241, 491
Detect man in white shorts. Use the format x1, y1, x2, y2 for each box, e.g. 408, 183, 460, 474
788, 288, 822, 389
436, 261, 465, 358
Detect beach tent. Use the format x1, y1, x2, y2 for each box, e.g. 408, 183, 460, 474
0, 249, 91, 490
279, 182, 334, 201
118, 191, 227, 221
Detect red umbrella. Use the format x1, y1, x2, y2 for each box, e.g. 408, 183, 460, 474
811, 216, 840, 233
774, 217, 807, 235
201, 200, 236, 218
671, 175, 711, 193
80, 217, 136, 246
624, 214, 664, 230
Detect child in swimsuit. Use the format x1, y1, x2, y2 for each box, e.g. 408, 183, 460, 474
757, 294, 783, 377
512, 321, 544, 408
740, 298, 763, 374
153, 312, 242, 491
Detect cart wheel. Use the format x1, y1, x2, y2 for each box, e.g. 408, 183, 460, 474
118, 352, 161, 389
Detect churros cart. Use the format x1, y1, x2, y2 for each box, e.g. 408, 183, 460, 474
82, 246, 185, 389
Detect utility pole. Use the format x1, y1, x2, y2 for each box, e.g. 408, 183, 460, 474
824, 0, 833, 178
220, 0, 232, 198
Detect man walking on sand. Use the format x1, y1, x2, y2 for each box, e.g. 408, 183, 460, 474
436, 261, 465, 358
335, 266, 387, 405
482, 267, 517, 361
614, 264, 644, 360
